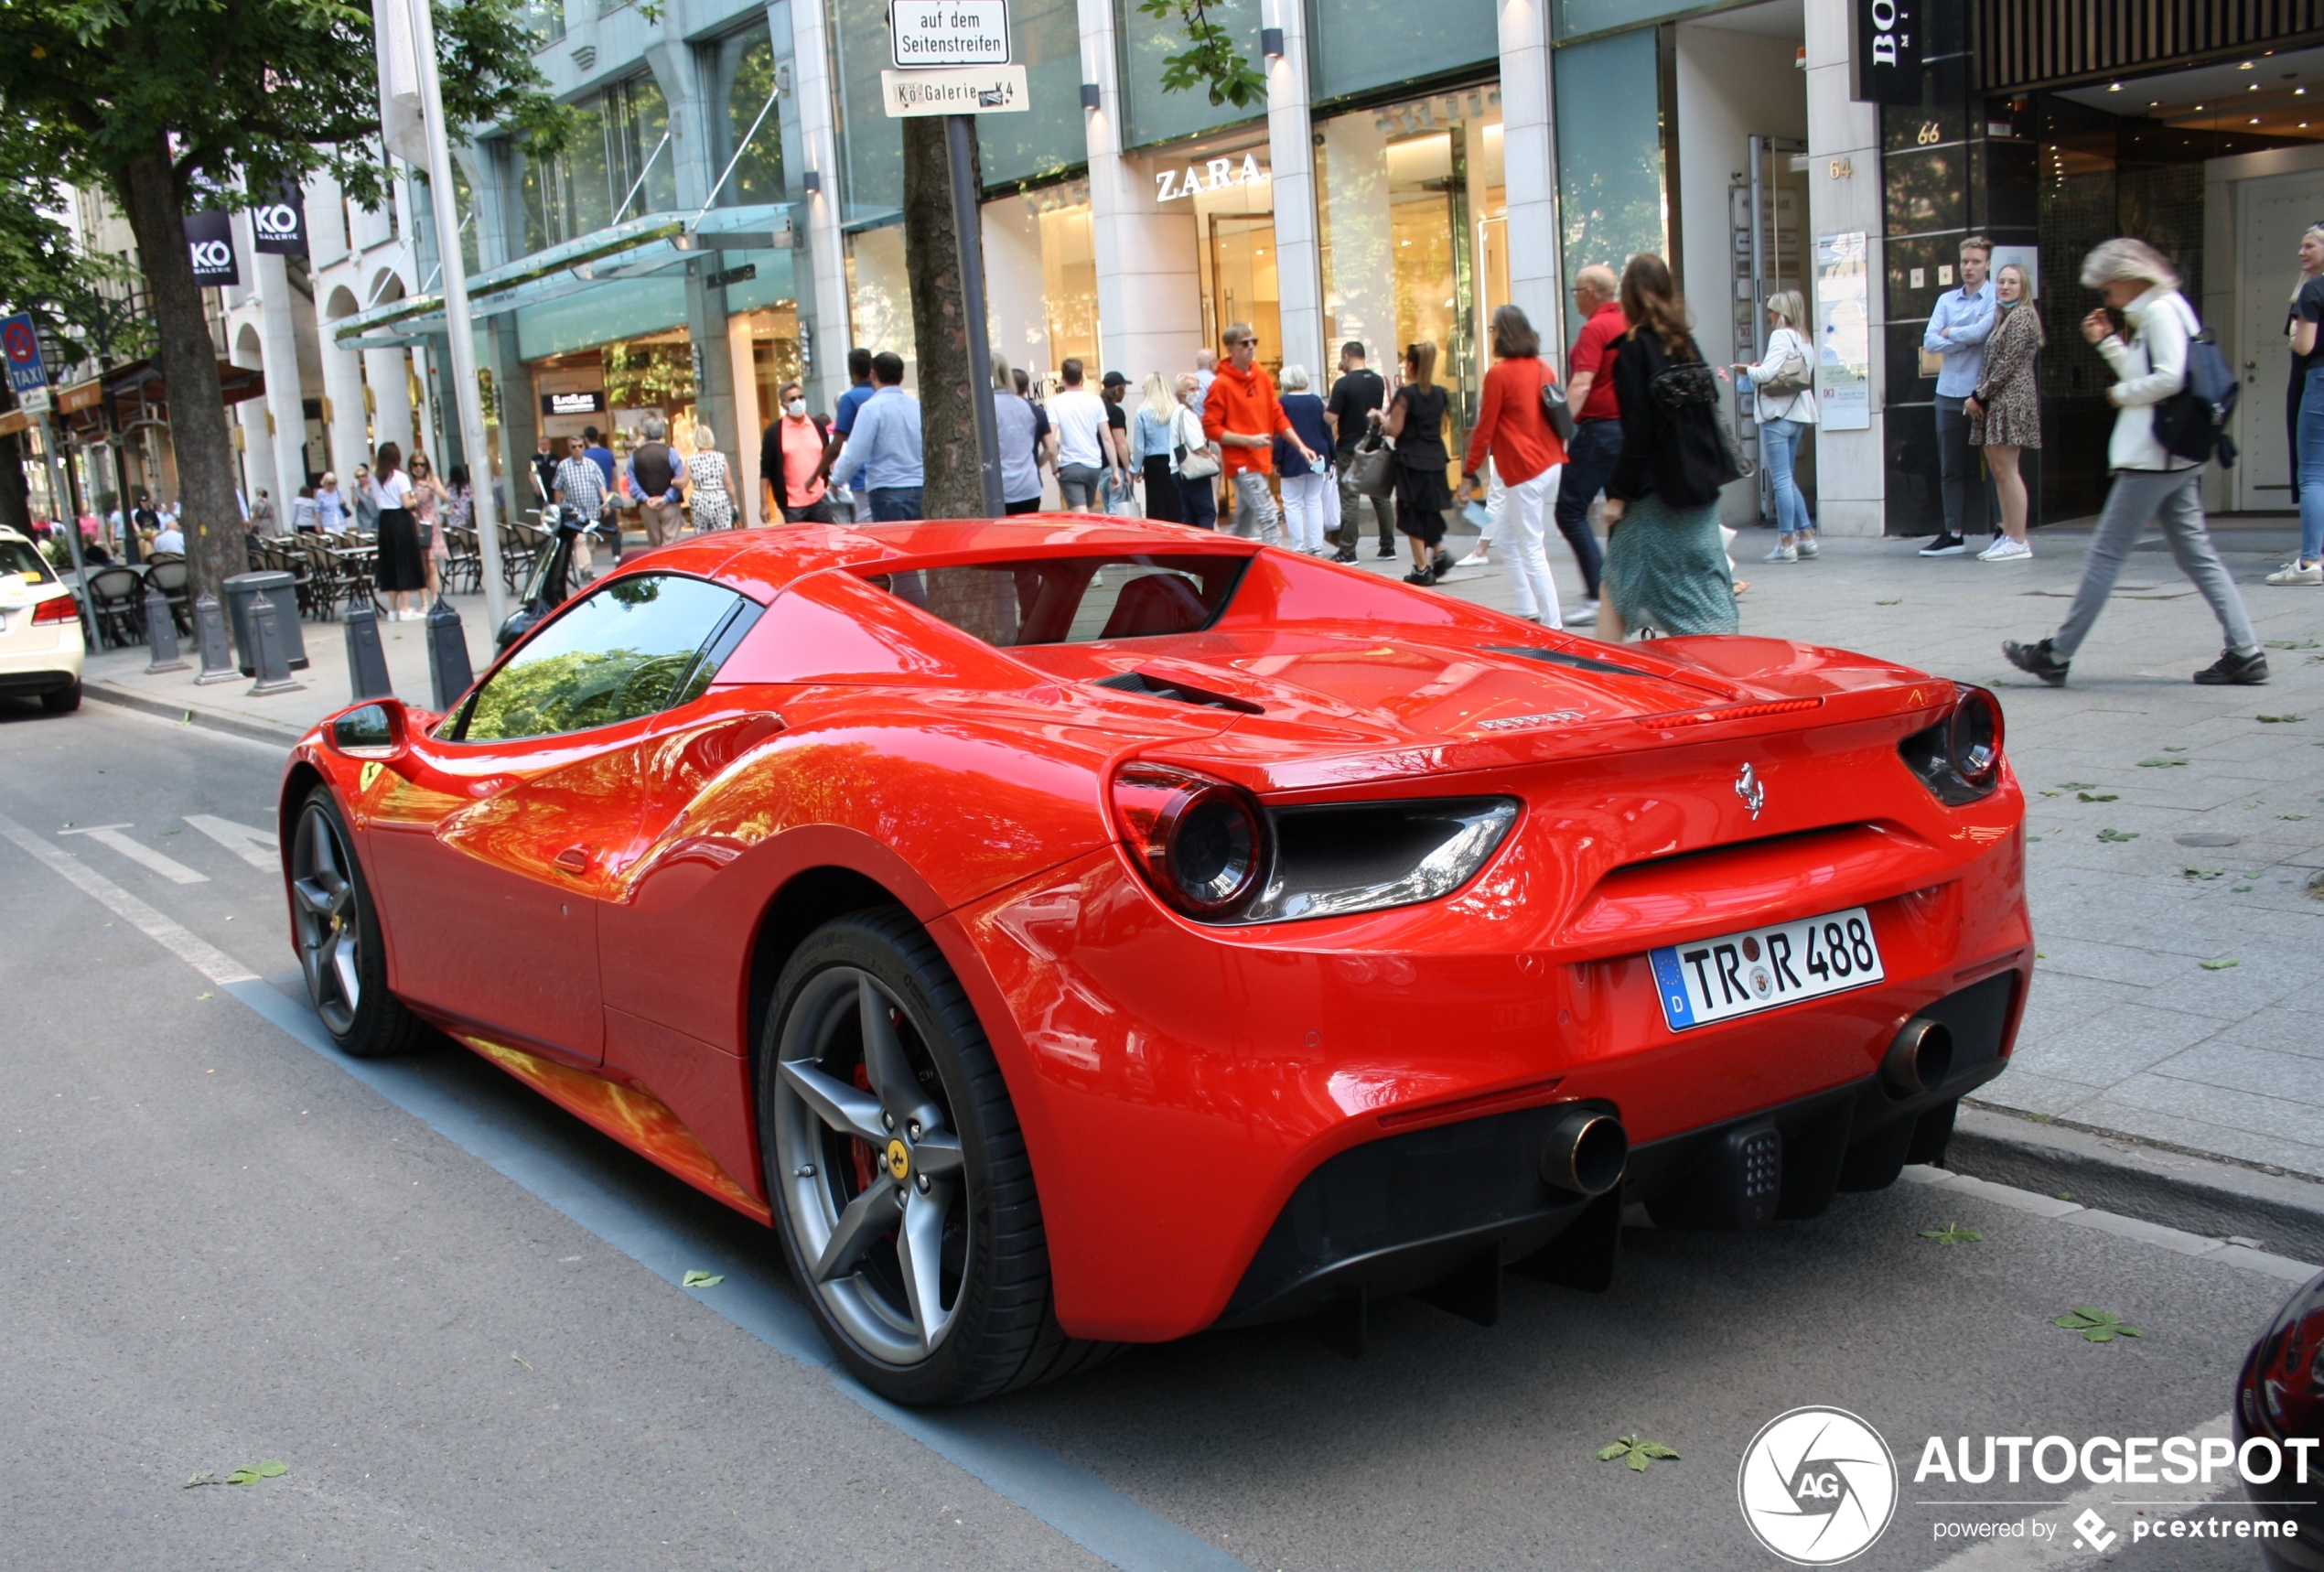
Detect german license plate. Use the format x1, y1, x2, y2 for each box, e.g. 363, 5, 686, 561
1648, 906, 1884, 1030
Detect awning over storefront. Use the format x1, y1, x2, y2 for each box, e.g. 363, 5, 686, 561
53, 355, 267, 446
331, 203, 802, 350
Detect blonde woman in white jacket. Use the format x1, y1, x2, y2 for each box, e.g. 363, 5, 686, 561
1731, 290, 1819, 562
2004, 238, 2266, 688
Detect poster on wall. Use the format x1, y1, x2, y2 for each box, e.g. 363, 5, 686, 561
1813, 231, 1872, 432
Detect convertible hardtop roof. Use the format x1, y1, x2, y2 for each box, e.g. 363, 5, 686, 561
607, 515, 1260, 603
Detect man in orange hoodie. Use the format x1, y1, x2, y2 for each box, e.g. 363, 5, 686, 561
1202, 323, 1318, 545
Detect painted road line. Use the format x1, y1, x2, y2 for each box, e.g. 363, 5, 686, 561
59, 823, 210, 884
184, 813, 279, 871
222, 976, 1257, 1572
0, 810, 254, 984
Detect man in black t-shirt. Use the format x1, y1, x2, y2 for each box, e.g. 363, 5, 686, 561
1326, 341, 1389, 560
531, 435, 561, 508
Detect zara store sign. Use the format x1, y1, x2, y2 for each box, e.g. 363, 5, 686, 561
1156, 153, 1268, 203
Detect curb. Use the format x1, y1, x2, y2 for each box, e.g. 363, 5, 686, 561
82, 682, 305, 749
1947, 1102, 2324, 1265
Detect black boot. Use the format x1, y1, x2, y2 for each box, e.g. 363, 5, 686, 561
2193, 649, 2270, 685
2002, 637, 2070, 687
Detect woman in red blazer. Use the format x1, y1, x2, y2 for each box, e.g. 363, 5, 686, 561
1461, 306, 1570, 625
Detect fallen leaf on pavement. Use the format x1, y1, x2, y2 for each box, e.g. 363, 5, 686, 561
2052, 1308, 2141, 1343
1596, 1435, 1681, 1472
2096, 828, 2138, 842
1921, 1222, 1983, 1245
682, 1270, 724, 1288
2200, 958, 2239, 970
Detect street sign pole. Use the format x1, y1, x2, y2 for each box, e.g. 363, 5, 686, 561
947, 113, 1006, 519
38, 419, 98, 643
404, 0, 507, 629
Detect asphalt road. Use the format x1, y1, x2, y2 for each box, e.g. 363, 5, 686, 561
1, 696, 2309, 1572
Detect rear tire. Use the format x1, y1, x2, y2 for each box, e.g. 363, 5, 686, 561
39, 680, 79, 714
759, 907, 1114, 1405
287, 786, 425, 1058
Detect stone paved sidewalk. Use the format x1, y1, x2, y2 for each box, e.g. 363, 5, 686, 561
81, 510, 2324, 1179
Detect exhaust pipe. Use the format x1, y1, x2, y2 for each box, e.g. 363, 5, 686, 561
1541, 1107, 1629, 1196
1882, 1017, 1953, 1098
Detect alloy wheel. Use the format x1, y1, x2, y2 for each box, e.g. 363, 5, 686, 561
772, 967, 968, 1365
291, 803, 361, 1036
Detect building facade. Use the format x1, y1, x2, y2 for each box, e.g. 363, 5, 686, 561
302, 0, 2324, 539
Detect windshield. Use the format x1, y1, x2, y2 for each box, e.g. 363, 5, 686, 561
861, 555, 1245, 647
0, 539, 53, 584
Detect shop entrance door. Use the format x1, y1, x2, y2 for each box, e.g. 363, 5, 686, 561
2237, 167, 2324, 511
1208, 213, 1281, 371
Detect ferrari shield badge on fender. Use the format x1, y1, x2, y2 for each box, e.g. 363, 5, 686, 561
1735, 761, 1765, 820
358, 760, 383, 794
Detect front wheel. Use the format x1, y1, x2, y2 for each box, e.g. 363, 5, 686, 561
287, 786, 425, 1058
759, 908, 1112, 1405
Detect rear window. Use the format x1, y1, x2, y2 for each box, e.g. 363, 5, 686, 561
0, 539, 52, 584
862, 555, 1244, 647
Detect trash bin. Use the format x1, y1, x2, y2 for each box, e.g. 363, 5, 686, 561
223, 570, 308, 675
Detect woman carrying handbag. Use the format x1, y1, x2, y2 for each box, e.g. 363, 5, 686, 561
1170, 372, 1221, 529
1598, 253, 1740, 638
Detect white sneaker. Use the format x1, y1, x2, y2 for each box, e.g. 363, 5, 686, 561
1763, 543, 1799, 564
1457, 548, 1491, 567
2265, 559, 2323, 586
1795, 535, 1820, 559
1574, 598, 1599, 621
1979, 537, 2032, 562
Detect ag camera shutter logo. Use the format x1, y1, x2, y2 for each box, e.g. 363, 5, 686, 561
1738, 1406, 1898, 1565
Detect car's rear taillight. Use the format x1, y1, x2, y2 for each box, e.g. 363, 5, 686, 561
31, 596, 77, 625
1110, 763, 1268, 919
1899, 684, 2007, 806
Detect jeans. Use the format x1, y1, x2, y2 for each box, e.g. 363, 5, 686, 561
2053, 467, 2258, 659
1934, 394, 1995, 538
1549, 419, 1614, 598
1501, 465, 1563, 626
2299, 365, 2324, 562
868, 486, 923, 522
1759, 417, 1812, 536
1177, 472, 1219, 529
1279, 469, 1338, 551
1058, 463, 1103, 510
1227, 470, 1285, 545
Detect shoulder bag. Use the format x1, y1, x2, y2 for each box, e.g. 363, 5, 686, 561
1347, 431, 1396, 497
1174, 407, 1221, 479
1538, 363, 1577, 443
1758, 331, 1813, 396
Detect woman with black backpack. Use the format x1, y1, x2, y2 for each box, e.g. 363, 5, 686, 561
1597, 254, 1739, 638
2003, 238, 2265, 687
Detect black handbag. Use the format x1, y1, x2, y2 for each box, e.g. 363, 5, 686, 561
1540, 371, 1576, 443
1347, 434, 1396, 497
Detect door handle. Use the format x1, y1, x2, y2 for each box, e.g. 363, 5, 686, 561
554, 846, 591, 873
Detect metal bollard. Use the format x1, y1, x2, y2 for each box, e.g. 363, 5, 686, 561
246, 592, 305, 695
343, 603, 393, 702
425, 596, 473, 713
142, 586, 188, 673
191, 592, 236, 684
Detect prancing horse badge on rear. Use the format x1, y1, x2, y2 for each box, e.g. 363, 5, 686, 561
1735, 761, 1765, 820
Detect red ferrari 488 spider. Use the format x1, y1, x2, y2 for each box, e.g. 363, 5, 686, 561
280, 518, 2028, 1404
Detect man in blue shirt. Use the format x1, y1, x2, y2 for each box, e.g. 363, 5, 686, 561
829, 351, 924, 520
814, 348, 879, 522
581, 425, 617, 488
1921, 235, 1997, 556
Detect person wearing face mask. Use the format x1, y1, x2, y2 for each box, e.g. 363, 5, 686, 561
760, 382, 836, 523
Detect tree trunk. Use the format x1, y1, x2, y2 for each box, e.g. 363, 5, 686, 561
900, 116, 990, 521
120, 148, 245, 646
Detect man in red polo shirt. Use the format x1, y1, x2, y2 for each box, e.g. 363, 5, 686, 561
1551, 264, 1621, 617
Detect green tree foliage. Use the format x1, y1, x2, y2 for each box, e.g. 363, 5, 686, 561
0, 0, 570, 625
1135, 0, 1265, 109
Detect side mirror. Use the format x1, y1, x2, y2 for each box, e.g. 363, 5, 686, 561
329, 699, 406, 757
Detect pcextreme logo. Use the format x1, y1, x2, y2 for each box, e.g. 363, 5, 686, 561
1738, 1406, 1899, 1565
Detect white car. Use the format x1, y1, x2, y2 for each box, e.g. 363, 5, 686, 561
0, 527, 84, 714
